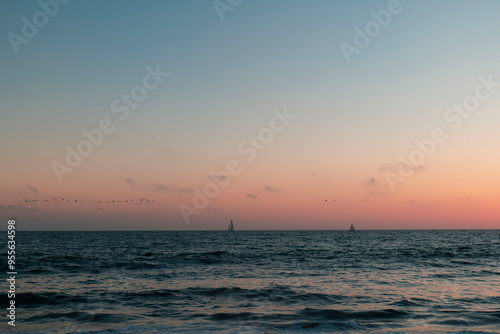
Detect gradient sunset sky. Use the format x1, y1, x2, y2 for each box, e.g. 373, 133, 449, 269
1, 0, 499, 230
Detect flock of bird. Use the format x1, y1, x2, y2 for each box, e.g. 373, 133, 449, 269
11, 197, 333, 205
11, 198, 155, 204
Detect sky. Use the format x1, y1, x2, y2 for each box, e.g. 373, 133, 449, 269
1, 0, 500, 230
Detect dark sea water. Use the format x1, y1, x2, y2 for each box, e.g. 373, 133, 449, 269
2, 230, 500, 333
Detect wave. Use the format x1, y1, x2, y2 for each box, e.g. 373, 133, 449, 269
430, 310, 500, 327
390, 297, 421, 307
25, 311, 131, 323
12, 292, 89, 307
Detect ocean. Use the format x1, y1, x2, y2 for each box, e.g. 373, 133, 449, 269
2, 230, 500, 333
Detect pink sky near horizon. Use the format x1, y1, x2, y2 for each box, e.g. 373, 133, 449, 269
2, 150, 499, 230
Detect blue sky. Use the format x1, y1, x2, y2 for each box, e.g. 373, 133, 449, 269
1, 1, 500, 230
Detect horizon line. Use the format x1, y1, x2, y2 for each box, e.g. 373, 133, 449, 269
12, 228, 500, 232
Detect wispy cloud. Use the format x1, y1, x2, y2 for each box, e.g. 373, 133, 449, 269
121, 177, 136, 188
262, 184, 280, 192
27, 185, 38, 193
209, 172, 229, 183
246, 193, 257, 199
152, 183, 191, 193
0, 204, 38, 212
309, 171, 327, 184
363, 177, 377, 186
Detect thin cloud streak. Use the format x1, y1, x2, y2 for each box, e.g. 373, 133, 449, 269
152, 183, 192, 193
27, 185, 39, 193
262, 185, 280, 192
121, 178, 136, 188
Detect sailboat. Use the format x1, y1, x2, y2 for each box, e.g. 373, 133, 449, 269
227, 219, 234, 231
348, 222, 355, 232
